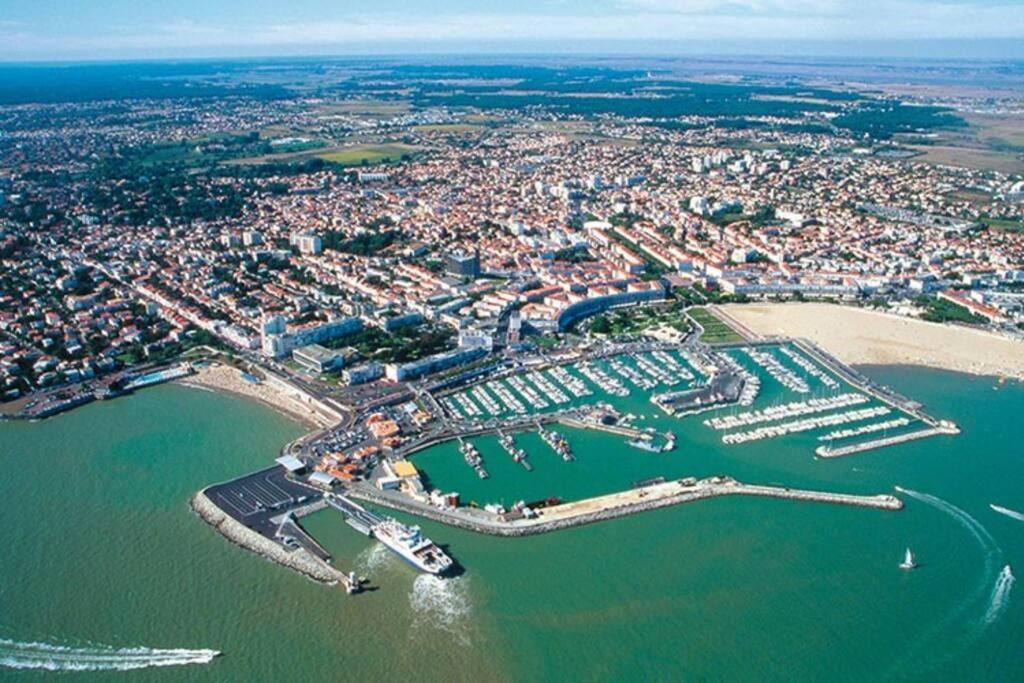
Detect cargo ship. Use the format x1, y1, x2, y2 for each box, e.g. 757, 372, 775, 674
372, 518, 454, 575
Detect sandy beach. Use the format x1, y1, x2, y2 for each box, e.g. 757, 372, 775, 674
180, 363, 329, 428
720, 303, 1023, 381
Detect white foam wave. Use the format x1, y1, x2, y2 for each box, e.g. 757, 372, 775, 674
408, 575, 473, 646
983, 565, 1015, 626
355, 542, 392, 574
896, 487, 998, 556
990, 504, 1024, 523
0, 638, 220, 672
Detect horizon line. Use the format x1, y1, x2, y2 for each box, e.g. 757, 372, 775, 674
3, 43, 1024, 67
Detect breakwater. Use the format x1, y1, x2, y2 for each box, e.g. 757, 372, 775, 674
815, 425, 960, 458
343, 476, 901, 538
190, 489, 346, 586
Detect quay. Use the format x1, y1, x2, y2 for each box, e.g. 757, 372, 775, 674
340, 475, 902, 538
816, 424, 960, 458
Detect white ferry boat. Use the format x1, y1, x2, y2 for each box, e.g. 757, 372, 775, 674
372, 518, 454, 575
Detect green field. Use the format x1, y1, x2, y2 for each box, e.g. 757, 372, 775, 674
688, 307, 745, 343
315, 143, 418, 166
983, 217, 1024, 233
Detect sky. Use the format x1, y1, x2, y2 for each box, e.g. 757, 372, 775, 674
1, 0, 1022, 62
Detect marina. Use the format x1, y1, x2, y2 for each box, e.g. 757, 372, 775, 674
181, 335, 959, 600
4, 49, 1022, 683
721, 406, 892, 444
778, 346, 840, 389
704, 393, 870, 430
1, 347, 1003, 681
458, 438, 490, 479
741, 347, 811, 393
818, 417, 913, 442
538, 425, 574, 461
815, 424, 960, 458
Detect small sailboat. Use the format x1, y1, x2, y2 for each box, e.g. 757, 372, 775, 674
899, 548, 917, 570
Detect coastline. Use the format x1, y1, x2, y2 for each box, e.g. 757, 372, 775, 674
720, 302, 1023, 381
178, 363, 322, 429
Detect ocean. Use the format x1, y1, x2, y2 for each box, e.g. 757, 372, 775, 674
0, 366, 1021, 681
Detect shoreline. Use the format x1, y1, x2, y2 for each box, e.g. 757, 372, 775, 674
178, 363, 323, 429
719, 302, 1023, 382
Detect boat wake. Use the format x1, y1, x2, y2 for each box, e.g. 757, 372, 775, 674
895, 486, 1001, 613
990, 504, 1024, 523
983, 565, 1015, 626
0, 638, 220, 672
889, 487, 1005, 676
408, 575, 473, 646
895, 487, 999, 557
355, 542, 392, 574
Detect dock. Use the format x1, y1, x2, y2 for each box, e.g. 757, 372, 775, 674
497, 431, 533, 471
327, 493, 384, 533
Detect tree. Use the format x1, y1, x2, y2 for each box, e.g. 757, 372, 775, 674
590, 315, 611, 334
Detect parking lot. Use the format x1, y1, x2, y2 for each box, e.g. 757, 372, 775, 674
206, 467, 317, 528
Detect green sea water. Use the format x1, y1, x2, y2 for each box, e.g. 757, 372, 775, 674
1, 367, 1022, 681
